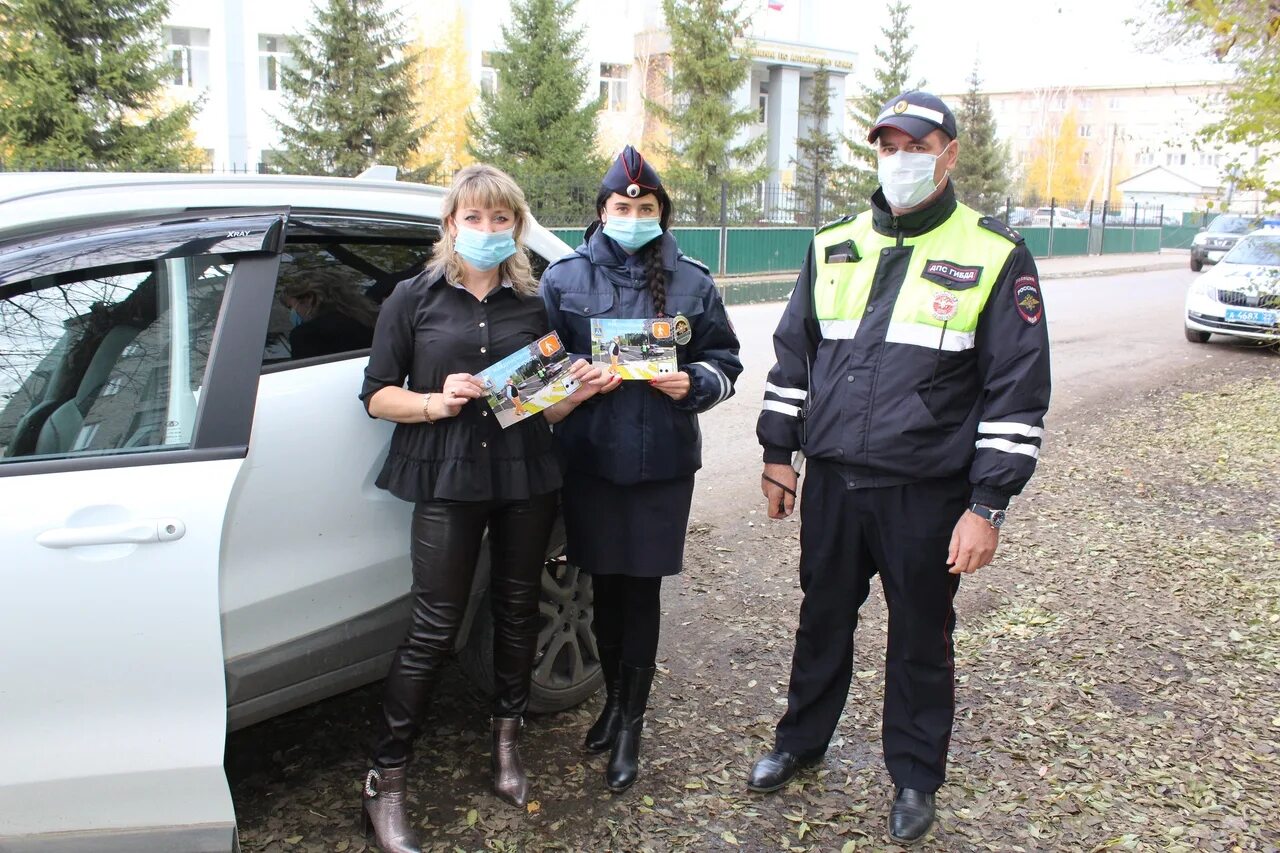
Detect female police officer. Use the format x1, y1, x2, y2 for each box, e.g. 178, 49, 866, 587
541, 146, 742, 792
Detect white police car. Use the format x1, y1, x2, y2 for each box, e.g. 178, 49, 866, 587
0, 171, 598, 852
1185, 228, 1280, 344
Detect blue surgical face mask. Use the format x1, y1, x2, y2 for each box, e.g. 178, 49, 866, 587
603, 216, 663, 252
289, 308, 305, 328
454, 224, 517, 271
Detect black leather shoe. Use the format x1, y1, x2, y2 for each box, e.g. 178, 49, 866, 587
746, 750, 822, 793
888, 788, 936, 844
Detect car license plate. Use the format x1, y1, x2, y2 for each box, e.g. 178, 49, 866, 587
1225, 307, 1278, 326
1207, 250, 1225, 261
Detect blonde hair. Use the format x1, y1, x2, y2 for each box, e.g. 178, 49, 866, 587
427, 163, 537, 295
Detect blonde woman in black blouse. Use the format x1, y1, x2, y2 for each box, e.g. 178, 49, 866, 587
358, 164, 607, 853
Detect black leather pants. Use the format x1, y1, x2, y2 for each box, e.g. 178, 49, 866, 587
371, 492, 558, 769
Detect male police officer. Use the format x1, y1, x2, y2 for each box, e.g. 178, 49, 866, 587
748, 91, 1051, 844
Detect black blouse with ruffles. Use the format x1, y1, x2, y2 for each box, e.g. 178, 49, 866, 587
359, 272, 562, 503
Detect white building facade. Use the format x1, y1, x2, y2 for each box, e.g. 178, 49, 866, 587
940, 81, 1273, 214
163, 0, 856, 183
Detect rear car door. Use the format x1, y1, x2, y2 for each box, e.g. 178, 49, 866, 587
0, 211, 285, 852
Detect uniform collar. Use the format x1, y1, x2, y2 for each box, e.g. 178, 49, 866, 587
870, 180, 957, 238
426, 271, 514, 292
584, 226, 679, 272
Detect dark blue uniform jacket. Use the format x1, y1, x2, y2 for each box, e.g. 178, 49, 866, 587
541, 228, 742, 485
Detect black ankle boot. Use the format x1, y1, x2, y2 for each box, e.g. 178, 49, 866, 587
584, 643, 622, 752
605, 664, 655, 793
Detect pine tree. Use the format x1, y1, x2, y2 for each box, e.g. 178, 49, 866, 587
652, 0, 766, 223
0, 0, 201, 170
792, 67, 852, 225
273, 0, 425, 178
951, 63, 1011, 214
467, 0, 605, 219
844, 1, 923, 200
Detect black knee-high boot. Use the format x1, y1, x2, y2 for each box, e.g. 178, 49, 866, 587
585, 642, 623, 752
605, 664, 656, 792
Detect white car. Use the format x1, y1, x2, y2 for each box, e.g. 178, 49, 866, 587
1184, 230, 1280, 344
0, 171, 599, 852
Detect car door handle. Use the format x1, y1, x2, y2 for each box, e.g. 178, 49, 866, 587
36, 518, 188, 549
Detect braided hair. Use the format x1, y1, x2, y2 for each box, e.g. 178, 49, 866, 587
594, 185, 675, 316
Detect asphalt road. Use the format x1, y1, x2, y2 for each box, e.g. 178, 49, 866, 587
692, 267, 1268, 527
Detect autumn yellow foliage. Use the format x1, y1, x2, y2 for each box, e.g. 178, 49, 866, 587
1023, 109, 1088, 203
409, 5, 474, 179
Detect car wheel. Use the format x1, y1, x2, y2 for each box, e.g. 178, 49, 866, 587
1185, 327, 1211, 343
1190, 257, 1203, 272
458, 527, 602, 713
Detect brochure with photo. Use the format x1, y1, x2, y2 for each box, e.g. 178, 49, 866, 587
477, 332, 578, 429
590, 318, 679, 380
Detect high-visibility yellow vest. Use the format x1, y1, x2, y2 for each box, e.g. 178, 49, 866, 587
812, 203, 1018, 351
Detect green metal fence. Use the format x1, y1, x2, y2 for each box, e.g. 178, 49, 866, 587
725, 228, 813, 275
546, 222, 1174, 279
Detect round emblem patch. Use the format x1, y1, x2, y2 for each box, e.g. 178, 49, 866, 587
626, 183, 641, 198
931, 291, 958, 322
893, 100, 909, 115
673, 313, 692, 345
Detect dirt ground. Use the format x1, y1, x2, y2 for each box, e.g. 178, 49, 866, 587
226, 351, 1279, 853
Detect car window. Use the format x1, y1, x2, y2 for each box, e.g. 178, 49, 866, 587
1224, 236, 1280, 266
1208, 215, 1252, 234
0, 255, 233, 462
263, 216, 439, 369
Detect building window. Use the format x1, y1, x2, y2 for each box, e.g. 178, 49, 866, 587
1079, 95, 1093, 109
165, 27, 210, 89
598, 63, 629, 112
1166, 152, 1187, 166
480, 52, 500, 97
1050, 96, 1066, 111
259, 35, 291, 91
1020, 125, 1031, 138
1108, 96, 1122, 110
1079, 124, 1093, 138
758, 83, 769, 124
1080, 151, 1091, 166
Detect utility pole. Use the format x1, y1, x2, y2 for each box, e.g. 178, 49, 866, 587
1103, 122, 1118, 209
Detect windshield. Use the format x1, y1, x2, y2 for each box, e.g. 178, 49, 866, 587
1207, 215, 1253, 234
1224, 235, 1280, 265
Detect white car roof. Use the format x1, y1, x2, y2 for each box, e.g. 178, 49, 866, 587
0, 171, 573, 262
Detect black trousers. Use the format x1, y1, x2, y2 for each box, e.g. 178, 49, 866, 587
371, 492, 559, 769
774, 462, 966, 793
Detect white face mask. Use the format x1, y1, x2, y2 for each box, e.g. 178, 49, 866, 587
878, 146, 951, 210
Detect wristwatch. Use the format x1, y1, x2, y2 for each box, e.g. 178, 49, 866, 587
968, 503, 1007, 529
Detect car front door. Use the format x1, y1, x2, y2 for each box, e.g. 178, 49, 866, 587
0, 212, 285, 852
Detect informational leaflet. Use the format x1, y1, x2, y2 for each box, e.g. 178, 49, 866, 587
589, 318, 678, 380
477, 332, 578, 428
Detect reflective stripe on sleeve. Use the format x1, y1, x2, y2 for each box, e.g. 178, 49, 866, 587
763, 400, 801, 418
975, 437, 1040, 458
764, 382, 807, 401
819, 318, 860, 339
978, 421, 1045, 438
689, 360, 730, 405
884, 321, 976, 352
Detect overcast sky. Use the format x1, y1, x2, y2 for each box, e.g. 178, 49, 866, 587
834, 0, 1233, 95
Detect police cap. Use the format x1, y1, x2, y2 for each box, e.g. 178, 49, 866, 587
867, 91, 957, 143
601, 145, 664, 198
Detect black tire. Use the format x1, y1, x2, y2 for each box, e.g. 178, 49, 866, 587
458, 525, 602, 713
1185, 327, 1211, 343
1191, 257, 1203, 272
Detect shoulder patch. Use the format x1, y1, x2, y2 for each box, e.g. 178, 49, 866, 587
677, 254, 710, 274
1013, 274, 1044, 325
816, 213, 857, 235
977, 216, 1024, 244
